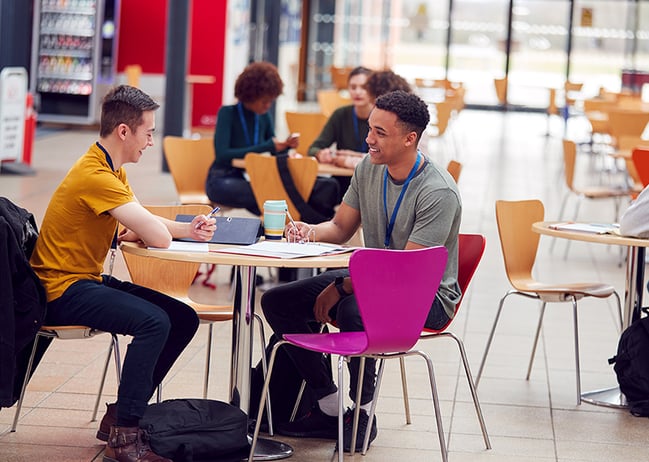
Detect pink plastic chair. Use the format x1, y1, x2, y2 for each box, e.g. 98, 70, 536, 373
399, 233, 491, 449
249, 246, 449, 462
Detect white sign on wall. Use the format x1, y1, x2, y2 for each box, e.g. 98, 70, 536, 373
0, 67, 27, 162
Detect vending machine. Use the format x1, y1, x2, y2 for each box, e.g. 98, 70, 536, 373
30, 0, 120, 124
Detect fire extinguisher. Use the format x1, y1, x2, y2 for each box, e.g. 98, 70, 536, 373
23, 92, 37, 166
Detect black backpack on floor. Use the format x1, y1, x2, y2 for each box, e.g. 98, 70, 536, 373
608, 313, 649, 417
139, 399, 249, 461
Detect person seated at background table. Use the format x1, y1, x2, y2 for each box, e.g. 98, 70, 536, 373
311, 69, 412, 174
261, 90, 461, 452
29, 85, 216, 462
620, 185, 649, 238
206, 61, 339, 220
205, 61, 300, 215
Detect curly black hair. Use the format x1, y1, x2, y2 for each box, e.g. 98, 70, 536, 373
234, 61, 284, 103
365, 70, 412, 99
374, 90, 429, 140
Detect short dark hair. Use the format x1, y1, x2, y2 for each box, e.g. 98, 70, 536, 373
234, 61, 284, 103
374, 90, 430, 140
365, 70, 411, 99
100, 85, 159, 137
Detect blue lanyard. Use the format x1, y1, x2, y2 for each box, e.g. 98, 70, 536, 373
237, 102, 259, 146
352, 109, 368, 153
96, 141, 114, 170
383, 152, 422, 248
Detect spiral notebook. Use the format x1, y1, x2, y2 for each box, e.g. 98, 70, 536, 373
175, 214, 262, 245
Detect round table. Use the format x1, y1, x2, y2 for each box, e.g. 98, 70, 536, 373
533, 221, 649, 407
120, 241, 351, 460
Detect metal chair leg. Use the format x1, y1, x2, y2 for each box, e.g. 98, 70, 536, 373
92, 334, 120, 421
526, 301, 548, 380
203, 324, 213, 398
419, 351, 449, 462
11, 332, 42, 432
571, 296, 582, 405
398, 356, 412, 424
254, 313, 274, 436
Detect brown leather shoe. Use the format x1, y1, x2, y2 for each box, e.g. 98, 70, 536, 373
103, 426, 171, 462
97, 403, 117, 441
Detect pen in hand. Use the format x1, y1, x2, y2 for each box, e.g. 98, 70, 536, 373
195, 206, 220, 229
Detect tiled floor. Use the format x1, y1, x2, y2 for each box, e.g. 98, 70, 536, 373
1, 109, 648, 461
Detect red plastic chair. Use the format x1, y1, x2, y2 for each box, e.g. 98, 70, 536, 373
631, 146, 649, 187
399, 234, 491, 449
249, 247, 449, 462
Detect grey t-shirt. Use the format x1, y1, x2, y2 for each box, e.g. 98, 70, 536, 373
343, 154, 462, 318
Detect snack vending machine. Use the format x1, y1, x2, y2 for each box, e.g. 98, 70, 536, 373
30, 0, 119, 124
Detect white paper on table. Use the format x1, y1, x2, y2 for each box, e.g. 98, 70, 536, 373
148, 241, 210, 253
212, 241, 356, 259
548, 222, 620, 234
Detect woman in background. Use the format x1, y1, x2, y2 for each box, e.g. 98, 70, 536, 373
206, 61, 299, 215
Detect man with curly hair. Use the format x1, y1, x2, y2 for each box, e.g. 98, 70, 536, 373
261, 90, 461, 453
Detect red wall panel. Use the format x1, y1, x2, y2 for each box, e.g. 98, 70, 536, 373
116, 0, 225, 129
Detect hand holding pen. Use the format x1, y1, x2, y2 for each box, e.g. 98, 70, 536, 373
285, 210, 314, 243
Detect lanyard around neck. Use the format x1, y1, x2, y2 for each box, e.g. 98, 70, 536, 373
352, 109, 368, 153
383, 152, 422, 248
237, 102, 259, 146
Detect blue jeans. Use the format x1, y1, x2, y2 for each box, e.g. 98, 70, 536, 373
45, 276, 199, 426
261, 269, 449, 405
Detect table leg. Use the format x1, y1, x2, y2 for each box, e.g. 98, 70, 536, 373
581, 246, 645, 408
230, 266, 293, 460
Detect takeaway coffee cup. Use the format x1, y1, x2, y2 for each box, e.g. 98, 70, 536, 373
263, 200, 288, 240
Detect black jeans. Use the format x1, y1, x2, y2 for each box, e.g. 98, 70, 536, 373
205, 167, 260, 215
45, 276, 199, 426
261, 269, 450, 406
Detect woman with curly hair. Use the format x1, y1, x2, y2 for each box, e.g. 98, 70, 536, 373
206, 61, 299, 215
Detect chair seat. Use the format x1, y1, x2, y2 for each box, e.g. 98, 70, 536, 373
512, 281, 616, 301
283, 331, 368, 356
580, 186, 637, 199
191, 303, 233, 322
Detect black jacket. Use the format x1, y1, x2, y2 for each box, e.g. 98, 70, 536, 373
0, 197, 47, 408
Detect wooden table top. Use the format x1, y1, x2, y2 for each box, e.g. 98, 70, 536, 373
232, 157, 354, 177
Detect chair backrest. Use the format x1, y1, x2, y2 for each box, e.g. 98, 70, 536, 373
349, 246, 448, 354
495, 199, 543, 290
608, 109, 649, 140
433, 100, 453, 135
125, 64, 142, 87
285, 111, 328, 156
446, 160, 462, 183
632, 147, 649, 187
456, 233, 486, 311
316, 89, 352, 117
330, 65, 354, 90
244, 153, 319, 220
494, 77, 507, 104
121, 205, 211, 299
562, 139, 577, 192
162, 136, 214, 205
423, 233, 486, 333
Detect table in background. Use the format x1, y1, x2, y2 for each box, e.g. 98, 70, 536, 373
232, 156, 354, 177
533, 221, 649, 407
120, 241, 351, 460
184, 74, 217, 138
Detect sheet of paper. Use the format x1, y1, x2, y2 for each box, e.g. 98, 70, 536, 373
148, 241, 210, 253
548, 222, 620, 234
211, 241, 356, 259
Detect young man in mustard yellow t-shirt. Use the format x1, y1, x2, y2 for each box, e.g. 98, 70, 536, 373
30, 85, 217, 462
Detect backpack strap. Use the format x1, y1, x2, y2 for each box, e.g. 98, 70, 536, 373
275, 155, 328, 223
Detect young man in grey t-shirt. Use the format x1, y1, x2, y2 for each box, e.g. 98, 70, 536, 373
261, 90, 462, 453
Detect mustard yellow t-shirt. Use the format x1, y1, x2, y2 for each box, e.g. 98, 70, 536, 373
30, 142, 134, 302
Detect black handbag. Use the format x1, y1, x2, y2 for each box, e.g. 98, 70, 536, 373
139, 399, 249, 461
